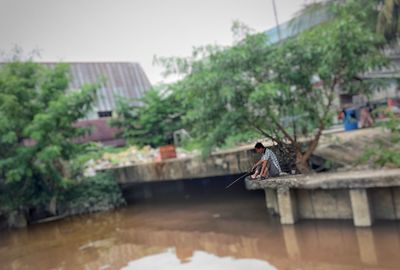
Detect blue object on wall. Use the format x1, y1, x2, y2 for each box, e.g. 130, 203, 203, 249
344, 108, 358, 131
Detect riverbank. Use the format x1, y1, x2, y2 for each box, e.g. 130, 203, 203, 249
0, 172, 126, 229
1, 187, 400, 270
1, 128, 393, 229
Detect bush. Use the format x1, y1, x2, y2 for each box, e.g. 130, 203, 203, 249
361, 112, 400, 168
60, 171, 126, 215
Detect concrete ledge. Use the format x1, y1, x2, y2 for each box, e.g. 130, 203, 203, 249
245, 169, 400, 190
245, 169, 400, 227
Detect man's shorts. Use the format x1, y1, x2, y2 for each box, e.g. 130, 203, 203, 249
268, 162, 281, 177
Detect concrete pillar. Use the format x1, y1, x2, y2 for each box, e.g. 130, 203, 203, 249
356, 228, 377, 265
277, 188, 298, 224
264, 188, 279, 215
350, 189, 373, 227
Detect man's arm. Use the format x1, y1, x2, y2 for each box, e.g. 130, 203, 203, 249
261, 160, 269, 177
251, 159, 262, 172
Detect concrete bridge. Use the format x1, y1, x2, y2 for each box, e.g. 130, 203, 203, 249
245, 169, 400, 227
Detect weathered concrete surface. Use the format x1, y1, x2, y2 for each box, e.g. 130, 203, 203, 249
245, 169, 400, 190
368, 187, 400, 219
277, 189, 298, 224
296, 189, 352, 219
350, 189, 374, 227
245, 169, 400, 226
108, 148, 257, 184
107, 143, 296, 184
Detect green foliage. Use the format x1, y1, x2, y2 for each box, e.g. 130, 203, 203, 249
156, 5, 387, 170
364, 147, 400, 167
181, 138, 203, 152
111, 87, 184, 147
0, 60, 98, 214
223, 130, 260, 149
361, 112, 400, 168
61, 171, 125, 215
165, 31, 272, 154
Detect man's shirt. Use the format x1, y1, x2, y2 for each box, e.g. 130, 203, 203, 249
261, 149, 282, 173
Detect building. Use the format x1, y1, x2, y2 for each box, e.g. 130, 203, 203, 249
42, 62, 152, 146
265, 10, 329, 44
265, 16, 400, 113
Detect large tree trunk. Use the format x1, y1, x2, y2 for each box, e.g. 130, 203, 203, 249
295, 151, 311, 174
294, 127, 323, 174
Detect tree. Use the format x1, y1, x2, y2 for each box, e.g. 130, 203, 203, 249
251, 13, 387, 172
157, 7, 387, 173
0, 60, 98, 216
110, 87, 184, 148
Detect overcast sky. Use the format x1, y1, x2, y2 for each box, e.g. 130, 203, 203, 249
0, 0, 306, 85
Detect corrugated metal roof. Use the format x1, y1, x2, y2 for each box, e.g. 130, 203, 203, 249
265, 10, 330, 44
39, 62, 152, 118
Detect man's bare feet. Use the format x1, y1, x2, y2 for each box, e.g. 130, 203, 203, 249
250, 174, 263, 180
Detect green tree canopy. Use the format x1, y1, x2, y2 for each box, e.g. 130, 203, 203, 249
157, 5, 387, 172
111, 87, 184, 148
0, 60, 98, 213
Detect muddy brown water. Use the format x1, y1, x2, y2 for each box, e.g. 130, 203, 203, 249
1, 179, 400, 270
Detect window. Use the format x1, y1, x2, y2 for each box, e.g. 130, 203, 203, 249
98, 111, 112, 118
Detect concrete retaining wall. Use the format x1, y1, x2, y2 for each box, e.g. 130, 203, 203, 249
265, 187, 400, 221
262, 187, 400, 226
107, 144, 295, 184
370, 187, 400, 219
108, 148, 256, 184
246, 169, 400, 227
296, 189, 352, 219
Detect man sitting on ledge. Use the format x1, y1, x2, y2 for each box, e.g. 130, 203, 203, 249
251, 142, 282, 179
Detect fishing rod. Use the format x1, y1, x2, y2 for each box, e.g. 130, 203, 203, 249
225, 170, 253, 189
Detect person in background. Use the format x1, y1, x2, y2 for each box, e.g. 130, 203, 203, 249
250, 142, 282, 179
360, 105, 374, 128
337, 110, 345, 123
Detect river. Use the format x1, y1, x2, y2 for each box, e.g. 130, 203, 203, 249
1, 179, 400, 270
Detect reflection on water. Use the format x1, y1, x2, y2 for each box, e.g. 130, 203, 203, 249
0, 189, 400, 270
121, 249, 277, 270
